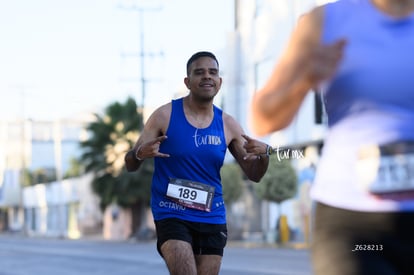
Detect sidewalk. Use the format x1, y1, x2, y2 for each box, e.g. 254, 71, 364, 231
0, 230, 310, 251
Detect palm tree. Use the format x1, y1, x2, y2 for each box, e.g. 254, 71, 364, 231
79, 97, 152, 237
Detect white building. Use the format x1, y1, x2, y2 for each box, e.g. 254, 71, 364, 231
0, 117, 95, 234
22, 173, 101, 238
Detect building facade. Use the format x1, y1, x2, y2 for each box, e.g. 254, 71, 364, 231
222, 0, 334, 243
0, 117, 95, 234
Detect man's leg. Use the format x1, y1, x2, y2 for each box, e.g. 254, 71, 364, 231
161, 239, 197, 275
193, 223, 226, 275
195, 255, 222, 275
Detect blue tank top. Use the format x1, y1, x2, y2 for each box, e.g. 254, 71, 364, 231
322, 0, 414, 132
311, 0, 414, 211
151, 98, 227, 223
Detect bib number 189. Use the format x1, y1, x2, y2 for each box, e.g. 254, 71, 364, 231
178, 187, 197, 200
166, 178, 215, 212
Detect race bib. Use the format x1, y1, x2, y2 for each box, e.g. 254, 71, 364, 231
356, 141, 414, 199
166, 178, 215, 212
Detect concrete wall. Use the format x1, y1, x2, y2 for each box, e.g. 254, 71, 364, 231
22, 173, 102, 238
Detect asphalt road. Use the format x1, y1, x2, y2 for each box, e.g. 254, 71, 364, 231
0, 234, 313, 275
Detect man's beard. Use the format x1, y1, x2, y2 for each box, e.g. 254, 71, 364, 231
194, 91, 217, 103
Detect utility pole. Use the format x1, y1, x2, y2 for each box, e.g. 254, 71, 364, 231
17, 86, 29, 234
118, 3, 164, 114
118, 2, 164, 239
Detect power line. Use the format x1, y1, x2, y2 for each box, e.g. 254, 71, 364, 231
118, 3, 164, 113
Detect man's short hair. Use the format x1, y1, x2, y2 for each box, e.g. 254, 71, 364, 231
186, 51, 219, 76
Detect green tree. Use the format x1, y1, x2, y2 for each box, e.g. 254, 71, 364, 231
79, 97, 151, 237
20, 169, 32, 187
220, 161, 245, 240
63, 158, 84, 179
220, 161, 244, 205
255, 156, 297, 242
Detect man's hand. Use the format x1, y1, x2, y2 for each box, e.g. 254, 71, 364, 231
305, 39, 347, 87
242, 134, 267, 160
136, 135, 170, 160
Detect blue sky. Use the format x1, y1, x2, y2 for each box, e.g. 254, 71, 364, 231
0, 0, 234, 120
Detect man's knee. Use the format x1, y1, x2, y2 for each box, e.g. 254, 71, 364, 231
196, 255, 222, 275
161, 240, 197, 275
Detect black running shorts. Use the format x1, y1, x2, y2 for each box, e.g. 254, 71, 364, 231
155, 218, 227, 257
